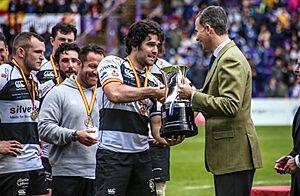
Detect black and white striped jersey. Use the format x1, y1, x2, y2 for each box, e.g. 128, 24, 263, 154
0, 63, 43, 174
97, 55, 162, 153
36, 57, 55, 84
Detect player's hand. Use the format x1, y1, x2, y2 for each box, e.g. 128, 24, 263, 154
153, 136, 169, 146
76, 129, 98, 146
164, 135, 186, 146
0, 140, 23, 156
153, 85, 166, 103
37, 145, 43, 157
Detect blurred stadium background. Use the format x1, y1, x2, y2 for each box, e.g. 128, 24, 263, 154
0, 0, 298, 195
1, 0, 300, 97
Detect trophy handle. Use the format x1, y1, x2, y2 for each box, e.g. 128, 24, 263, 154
177, 65, 187, 84
176, 65, 187, 101
154, 63, 187, 103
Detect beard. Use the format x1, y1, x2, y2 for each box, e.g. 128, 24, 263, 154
59, 67, 77, 80
137, 55, 155, 67
59, 69, 67, 80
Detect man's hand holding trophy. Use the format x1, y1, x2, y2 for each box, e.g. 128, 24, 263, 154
154, 59, 198, 146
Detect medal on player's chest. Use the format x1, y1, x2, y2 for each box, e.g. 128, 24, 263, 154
31, 109, 39, 120
84, 116, 93, 128
140, 104, 147, 114
127, 57, 152, 115
138, 100, 148, 115
75, 77, 97, 128
12, 59, 39, 121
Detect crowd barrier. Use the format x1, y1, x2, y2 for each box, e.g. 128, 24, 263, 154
195, 98, 299, 126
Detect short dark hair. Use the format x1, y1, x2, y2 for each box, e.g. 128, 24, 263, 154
54, 42, 80, 64
0, 32, 7, 46
79, 44, 105, 63
196, 6, 228, 35
12, 32, 45, 55
51, 23, 78, 40
125, 19, 164, 54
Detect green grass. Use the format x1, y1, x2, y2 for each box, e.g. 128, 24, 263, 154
166, 126, 293, 196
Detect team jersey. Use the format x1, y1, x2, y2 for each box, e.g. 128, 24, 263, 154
36, 56, 56, 84
0, 63, 43, 174
97, 55, 162, 153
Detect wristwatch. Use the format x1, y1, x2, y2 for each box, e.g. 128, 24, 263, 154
71, 130, 78, 142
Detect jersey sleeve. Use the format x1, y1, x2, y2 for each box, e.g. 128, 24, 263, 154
98, 55, 124, 88
0, 64, 11, 92
150, 100, 161, 117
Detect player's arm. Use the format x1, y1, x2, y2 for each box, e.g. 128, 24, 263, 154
150, 115, 168, 145
0, 66, 23, 156
99, 56, 165, 103
103, 82, 164, 103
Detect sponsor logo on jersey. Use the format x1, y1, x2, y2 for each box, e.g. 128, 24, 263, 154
100, 71, 108, 80
15, 80, 26, 88
99, 64, 118, 73
111, 69, 119, 77
10, 105, 37, 114
124, 68, 134, 78
43, 70, 55, 78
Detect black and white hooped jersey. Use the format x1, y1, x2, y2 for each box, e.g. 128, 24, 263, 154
36, 57, 55, 84
97, 55, 162, 153
0, 63, 43, 174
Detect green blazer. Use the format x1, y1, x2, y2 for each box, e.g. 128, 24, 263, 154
192, 41, 262, 175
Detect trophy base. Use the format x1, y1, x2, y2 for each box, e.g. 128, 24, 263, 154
160, 101, 198, 138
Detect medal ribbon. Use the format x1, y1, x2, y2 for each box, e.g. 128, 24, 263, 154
75, 78, 97, 118
12, 59, 36, 110
50, 55, 60, 85
127, 57, 151, 88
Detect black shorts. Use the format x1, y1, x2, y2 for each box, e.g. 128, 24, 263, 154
149, 142, 170, 182
0, 169, 48, 196
95, 149, 156, 196
52, 176, 95, 196
42, 156, 52, 188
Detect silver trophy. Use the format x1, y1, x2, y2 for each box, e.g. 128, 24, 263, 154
159, 64, 198, 138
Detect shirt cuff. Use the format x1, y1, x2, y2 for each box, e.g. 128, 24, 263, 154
295, 155, 300, 168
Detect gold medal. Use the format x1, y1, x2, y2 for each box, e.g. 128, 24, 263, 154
138, 100, 148, 115
75, 77, 97, 128
12, 59, 38, 121
84, 116, 93, 128
127, 57, 151, 115
31, 109, 39, 120
140, 104, 147, 114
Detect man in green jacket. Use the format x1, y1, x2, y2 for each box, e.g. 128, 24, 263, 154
178, 5, 262, 196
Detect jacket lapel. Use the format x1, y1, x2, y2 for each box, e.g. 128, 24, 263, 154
201, 41, 236, 92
